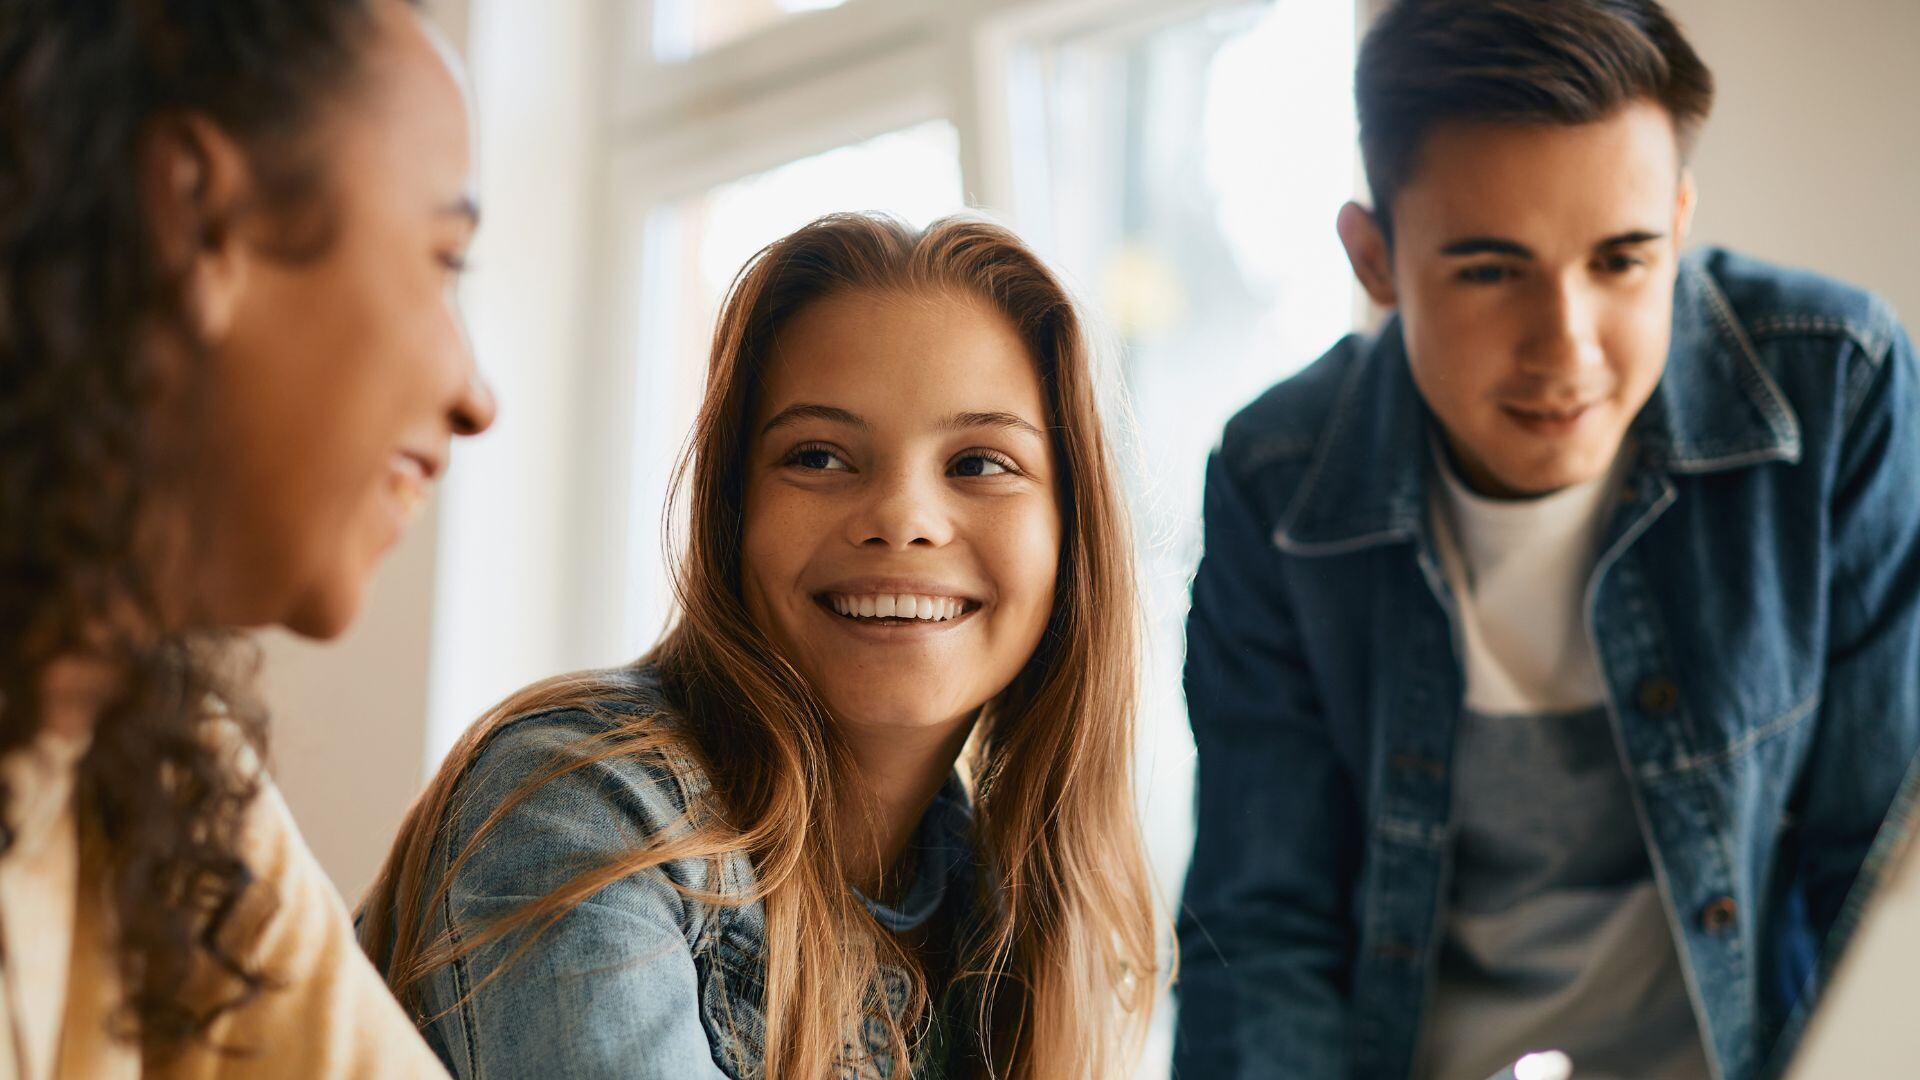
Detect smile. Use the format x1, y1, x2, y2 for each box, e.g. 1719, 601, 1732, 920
1504, 402, 1590, 421
819, 592, 978, 623
1500, 401, 1595, 432
386, 455, 431, 521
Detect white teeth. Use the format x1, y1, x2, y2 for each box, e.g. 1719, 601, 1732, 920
826, 593, 970, 622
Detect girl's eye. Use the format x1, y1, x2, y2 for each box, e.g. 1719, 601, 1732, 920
786, 445, 851, 472
438, 251, 470, 274
951, 452, 1015, 478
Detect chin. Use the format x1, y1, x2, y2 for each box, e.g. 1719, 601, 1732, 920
1502, 457, 1610, 497
279, 583, 368, 640
819, 681, 975, 732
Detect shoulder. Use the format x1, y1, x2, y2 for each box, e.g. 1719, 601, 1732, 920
448, 673, 731, 898
1688, 247, 1903, 362
1217, 333, 1369, 480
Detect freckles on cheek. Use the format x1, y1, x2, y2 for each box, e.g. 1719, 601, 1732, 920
996, 500, 1063, 605
743, 488, 813, 604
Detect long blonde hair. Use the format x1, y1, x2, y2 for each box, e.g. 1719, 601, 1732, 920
360, 213, 1158, 1077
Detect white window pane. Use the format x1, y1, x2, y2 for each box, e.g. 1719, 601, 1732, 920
650, 0, 850, 63
625, 120, 966, 650
1008, 3, 1359, 1075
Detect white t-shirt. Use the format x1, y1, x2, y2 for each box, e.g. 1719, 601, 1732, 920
1418, 443, 1711, 1080
1429, 446, 1615, 713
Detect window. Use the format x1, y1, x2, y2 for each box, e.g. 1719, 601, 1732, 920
651, 0, 851, 62
1003, 4, 1359, 1062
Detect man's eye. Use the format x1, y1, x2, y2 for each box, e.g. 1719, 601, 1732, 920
786, 446, 851, 472
1599, 253, 1646, 274
951, 453, 1014, 478
1456, 264, 1515, 285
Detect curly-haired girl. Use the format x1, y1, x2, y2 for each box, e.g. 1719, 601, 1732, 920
0, 1, 493, 1074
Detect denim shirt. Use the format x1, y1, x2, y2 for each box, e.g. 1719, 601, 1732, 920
383, 680, 979, 1079
1174, 249, 1920, 1080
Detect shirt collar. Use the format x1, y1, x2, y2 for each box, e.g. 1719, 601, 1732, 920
1276, 255, 1801, 556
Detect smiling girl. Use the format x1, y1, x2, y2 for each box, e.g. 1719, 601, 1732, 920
360, 214, 1159, 1078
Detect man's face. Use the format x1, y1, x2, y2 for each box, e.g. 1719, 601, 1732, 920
1342, 100, 1696, 497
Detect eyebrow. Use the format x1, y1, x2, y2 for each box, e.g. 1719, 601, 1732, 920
761, 403, 866, 434
1438, 230, 1667, 259
945, 410, 1047, 440
759, 403, 1047, 440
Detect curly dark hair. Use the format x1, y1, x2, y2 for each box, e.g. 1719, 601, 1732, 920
1, 0, 417, 1060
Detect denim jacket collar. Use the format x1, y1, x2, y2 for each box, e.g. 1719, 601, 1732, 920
1275, 255, 1803, 556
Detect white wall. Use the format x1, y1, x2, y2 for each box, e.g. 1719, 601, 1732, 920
1667, 0, 1920, 319
267, 0, 1920, 904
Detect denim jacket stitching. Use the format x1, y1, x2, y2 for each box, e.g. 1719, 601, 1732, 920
441, 842, 484, 1080
1747, 313, 1894, 431
1373, 815, 1447, 850
1747, 314, 1891, 361
1676, 269, 1803, 472
1637, 690, 1822, 782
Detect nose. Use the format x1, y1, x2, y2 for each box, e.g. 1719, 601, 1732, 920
850, 466, 953, 550
450, 368, 497, 437
1518, 275, 1606, 381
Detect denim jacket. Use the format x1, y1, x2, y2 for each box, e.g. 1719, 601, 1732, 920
382, 676, 979, 1079
1173, 249, 1920, 1080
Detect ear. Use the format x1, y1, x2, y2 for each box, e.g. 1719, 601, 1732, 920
1675, 168, 1699, 243
138, 114, 255, 342
1336, 201, 1398, 309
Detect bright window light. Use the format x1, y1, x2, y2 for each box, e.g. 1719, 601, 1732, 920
651, 0, 852, 63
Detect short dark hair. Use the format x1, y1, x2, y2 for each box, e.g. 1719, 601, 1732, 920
1356, 0, 1714, 238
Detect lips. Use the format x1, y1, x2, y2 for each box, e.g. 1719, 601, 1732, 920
1500, 400, 1596, 434
385, 452, 434, 526
824, 593, 970, 621
811, 578, 984, 630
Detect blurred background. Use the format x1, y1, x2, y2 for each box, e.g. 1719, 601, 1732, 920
257, 0, 1920, 1073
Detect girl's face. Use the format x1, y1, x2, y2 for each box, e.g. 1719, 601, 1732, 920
183, 2, 494, 638
742, 289, 1063, 736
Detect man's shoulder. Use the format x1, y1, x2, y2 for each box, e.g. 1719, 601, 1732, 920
1217, 331, 1373, 481
1689, 247, 1902, 362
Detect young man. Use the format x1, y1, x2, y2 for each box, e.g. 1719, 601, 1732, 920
1175, 2, 1920, 1079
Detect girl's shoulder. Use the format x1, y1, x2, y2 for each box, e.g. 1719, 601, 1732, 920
447, 667, 744, 900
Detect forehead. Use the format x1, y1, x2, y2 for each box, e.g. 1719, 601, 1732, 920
1393, 101, 1682, 246
324, 4, 473, 207
756, 289, 1047, 426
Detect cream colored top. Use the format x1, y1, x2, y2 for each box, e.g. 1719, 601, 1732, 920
0, 729, 446, 1079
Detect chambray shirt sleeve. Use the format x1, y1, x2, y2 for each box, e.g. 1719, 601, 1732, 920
1801, 320, 1920, 951
426, 712, 731, 1080
1174, 449, 1358, 1079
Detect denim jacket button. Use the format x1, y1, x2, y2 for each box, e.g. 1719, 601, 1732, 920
1700, 896, 1739, 934
1637, 677, 1681, 715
